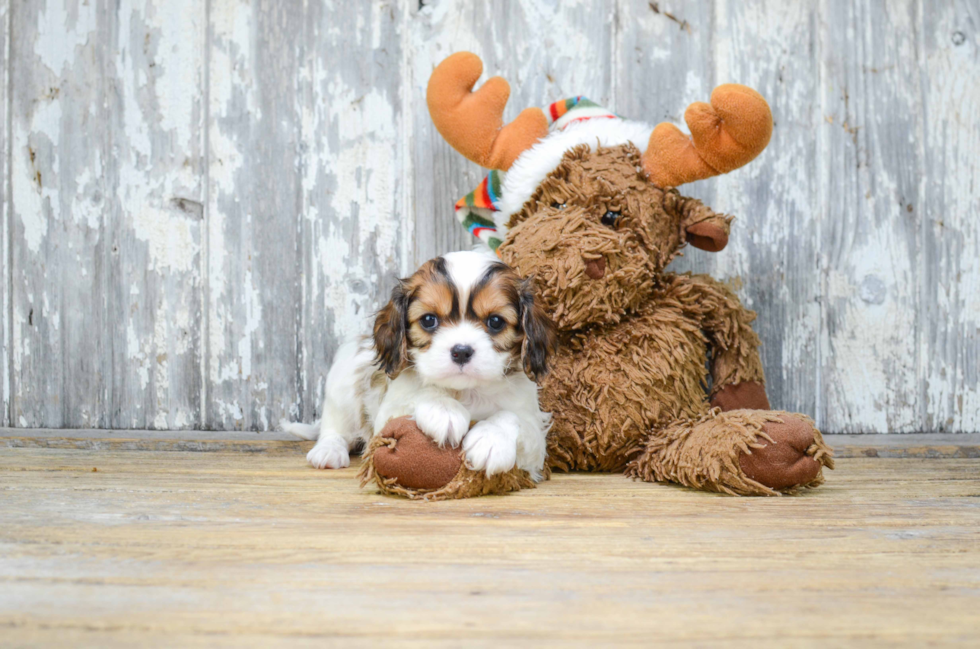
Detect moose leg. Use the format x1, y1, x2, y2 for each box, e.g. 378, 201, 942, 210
627, 410, 834, 496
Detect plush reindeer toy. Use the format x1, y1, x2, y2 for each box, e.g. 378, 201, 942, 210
372, 52, 833, 497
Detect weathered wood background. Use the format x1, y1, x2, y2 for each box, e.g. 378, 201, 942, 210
3, 0, 977, 433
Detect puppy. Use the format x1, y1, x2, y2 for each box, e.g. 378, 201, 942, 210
281, 250, 557, 481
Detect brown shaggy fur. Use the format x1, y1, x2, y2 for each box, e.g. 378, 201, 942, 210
366, 142, 832, 499
497, 144, 833, 496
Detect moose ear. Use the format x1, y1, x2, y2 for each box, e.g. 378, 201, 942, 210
685, 218, 730, 252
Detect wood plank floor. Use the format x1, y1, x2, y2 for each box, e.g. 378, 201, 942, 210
1, 445, 979, 647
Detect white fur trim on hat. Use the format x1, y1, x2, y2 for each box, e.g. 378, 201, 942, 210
493, 117, 654, 238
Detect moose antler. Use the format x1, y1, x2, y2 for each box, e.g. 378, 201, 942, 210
427, 52, 549, 171
643, 85, 773, 187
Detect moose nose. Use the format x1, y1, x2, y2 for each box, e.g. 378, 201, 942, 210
584, 256, 606, 280
451, 344, 474, 366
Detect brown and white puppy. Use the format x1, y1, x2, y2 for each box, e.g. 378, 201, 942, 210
281, 250, 557, 480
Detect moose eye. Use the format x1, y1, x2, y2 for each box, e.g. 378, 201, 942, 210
601, 210, 621, 227
551, 202, 566, 210
486, 315, 506, 333
420, 314, 439, 331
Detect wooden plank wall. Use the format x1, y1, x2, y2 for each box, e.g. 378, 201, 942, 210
4, 0, 978, 433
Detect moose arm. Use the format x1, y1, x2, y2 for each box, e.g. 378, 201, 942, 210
675, 274, 769, 409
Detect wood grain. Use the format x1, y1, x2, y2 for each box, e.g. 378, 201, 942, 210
819, 0, 924, 433
4, 0, 979, 433
296, 1, 409, 426
105, 0, 206, 429
0, 0, 9, 427
1, 446, 979, 646
10, 0, 109, 428
206, 0, 306, 431
919, 1, 980, 432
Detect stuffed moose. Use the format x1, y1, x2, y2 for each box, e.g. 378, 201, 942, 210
361, 52, 833, 499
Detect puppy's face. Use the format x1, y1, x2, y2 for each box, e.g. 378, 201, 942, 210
373, 251, 556, 389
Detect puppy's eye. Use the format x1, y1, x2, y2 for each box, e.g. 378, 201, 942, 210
420, 314, 439, 331
552, 202, 566, 210
601, 210, 621, 227
486, 315, 506, 333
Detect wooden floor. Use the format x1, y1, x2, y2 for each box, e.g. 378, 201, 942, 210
2, 442, 979, 647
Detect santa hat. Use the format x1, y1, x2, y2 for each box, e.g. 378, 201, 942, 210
455, 97, 652, 252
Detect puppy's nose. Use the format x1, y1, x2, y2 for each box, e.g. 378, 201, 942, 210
451, 344, 474, 366
584, 256, 606, 280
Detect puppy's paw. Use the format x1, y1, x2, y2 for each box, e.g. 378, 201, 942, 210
306, 435, 350, 470
463, 414, 519, 476
413, 399, 470, 448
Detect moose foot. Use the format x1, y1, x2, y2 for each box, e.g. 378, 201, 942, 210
369, 416, 462, 491
739, 413, 833, 491
628, 410, 833, 496
359, 416, 537, 501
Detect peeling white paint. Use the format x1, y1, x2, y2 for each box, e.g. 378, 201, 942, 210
15, 103, 60, 252
127, 320, 150, 390
319, 85, 399, 342
34, 0, 98, 75
130, 207, 199, 273
6, 0, 979, 433
214, 399, 244, 424
236, 263, 262, 382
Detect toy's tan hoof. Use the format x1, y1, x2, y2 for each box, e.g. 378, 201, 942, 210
372, 417, 462, 490
739, 414, 822, 490
711, 381, 770, 411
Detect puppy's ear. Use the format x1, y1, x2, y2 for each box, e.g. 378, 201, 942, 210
519, 277, 558, 381
373, 281, 410, 378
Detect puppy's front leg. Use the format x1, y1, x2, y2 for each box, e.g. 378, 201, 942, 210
462, 411, 520, 477
413, 396, 471, 448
